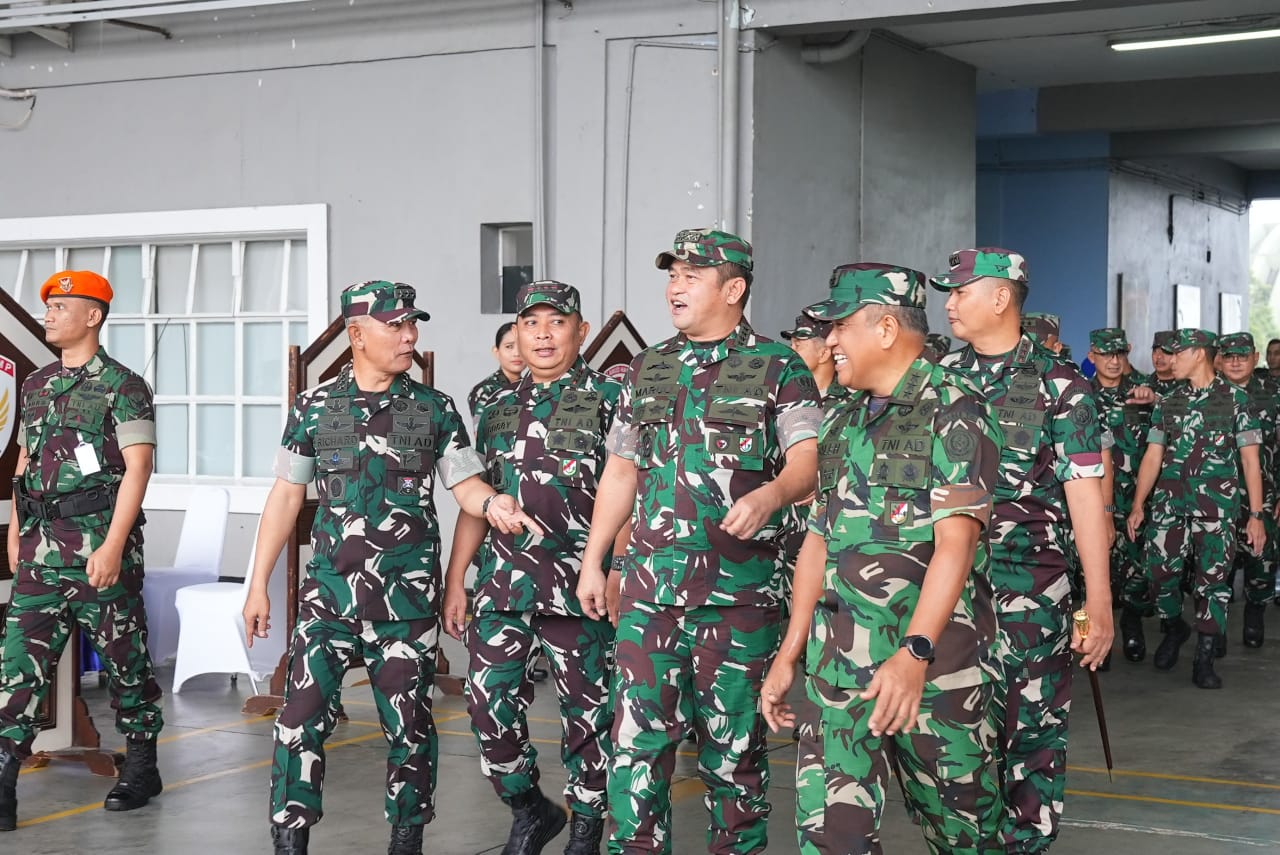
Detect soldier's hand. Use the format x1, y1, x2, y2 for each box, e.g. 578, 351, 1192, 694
242, 591, 271, 647
1126, 507, 1144, 542
442, 583, 469, 640
1246, 517, 1267, 556
85, 544, 123, 589
1071, 601, 1114, 671
485, 494, 545, 538
1126, 386, 1156, 406
761, 659, 796, 733
577, 563, 608, 621
721, 486, 778, 540
605, 571, 623, 628
861, 651, 927, 737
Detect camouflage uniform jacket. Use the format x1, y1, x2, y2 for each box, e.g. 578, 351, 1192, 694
1237, 375, 1280, 512
808, 356, 1001, 689
1150, 376, 1185, 399
15, 348, 155, 565
606, 320, 822, 607
468, 368, 515, 425
1146, 375, 1260, 519
473, 357, 622, 615
941, 335, 1104, 608
274, 363, 485, 621
1091, 373, 1152, 514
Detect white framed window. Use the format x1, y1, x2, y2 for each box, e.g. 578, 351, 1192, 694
0, 205, 329, 512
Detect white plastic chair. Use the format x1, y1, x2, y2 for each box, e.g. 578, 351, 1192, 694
142, 486, 231, 664
171, 519, 287, 694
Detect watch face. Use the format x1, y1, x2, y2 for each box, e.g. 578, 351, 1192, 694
909, 636, 933, 660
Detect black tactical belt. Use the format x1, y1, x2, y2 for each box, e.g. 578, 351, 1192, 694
17, 484, 119, 521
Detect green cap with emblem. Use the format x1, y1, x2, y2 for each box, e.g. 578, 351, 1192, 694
803, 262, 927, 321
655, 228, 753, 273
1089, 327, 1130, 353
1219, 331, 1255, 355
930, 247, 1029, 290
780, 313, 833, 341
1152, 330, 1176, 352
516, 280, 581, 316
1169, 328, 1217, 352
1021, 312, 1060, 344
341, 280, 430, 324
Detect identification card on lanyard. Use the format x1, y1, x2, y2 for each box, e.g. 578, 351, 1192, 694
74, 432, 102, 476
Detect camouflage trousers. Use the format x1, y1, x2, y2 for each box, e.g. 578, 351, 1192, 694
1136, 514, 1235, 635
991, 601, 1073, 854
795, 674, 1002, 855
608, 597, 779, 855
1234, 511, 1278, 606
0, 561, 163, 758
270, 598, 439, 828
464, 610, 614, 816
1109, 510, 1144, 604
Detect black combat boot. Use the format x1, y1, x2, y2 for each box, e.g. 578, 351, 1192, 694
1120, 607, 1146, 662
1191, 632, 1223, 689
103, 734, 163, 811
1243, 601, 1266, 648
502, 786, 567, 855
388, 823, 424, 855
1214, 633, 1228, 658
271, 825, 310, 855
562, 812, 604, 855
0, 748, 18, 832
1152, 616, 1190, 670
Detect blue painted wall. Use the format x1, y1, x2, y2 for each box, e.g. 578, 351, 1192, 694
975, 127, 1112, 361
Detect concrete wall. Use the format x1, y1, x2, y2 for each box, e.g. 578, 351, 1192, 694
749, 34, 976, 335
1107, 170, 1249, 373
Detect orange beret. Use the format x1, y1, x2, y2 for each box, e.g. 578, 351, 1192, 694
40, 270, 114, 306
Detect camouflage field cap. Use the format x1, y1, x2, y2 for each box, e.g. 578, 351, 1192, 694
1021, 312, 1061, 343
1089, 327, 1130, 354
804, 263, 927, 321
516, 280, 581, 316
655, 228, 753, 272
930, 247, 1029, 290
1169, 328, 1217, 352
1151, 330, 1176, 352
925, 333, 952, 355
341, 280, 430, 324
780, 313, 833, 341
1219, 331, 1256, 356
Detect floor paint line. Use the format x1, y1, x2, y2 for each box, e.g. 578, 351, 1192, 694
1067, 764, 1280, 791
1066, 788, 1280, 816
1061, 817, 1279, 847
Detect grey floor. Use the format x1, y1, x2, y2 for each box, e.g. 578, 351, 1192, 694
9, 603, 1280, 854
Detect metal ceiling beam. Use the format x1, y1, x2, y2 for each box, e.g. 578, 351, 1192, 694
0, 0, 315, 30
29, 26, 72, 51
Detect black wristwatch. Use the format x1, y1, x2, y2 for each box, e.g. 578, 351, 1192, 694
900, 635, 935, 664
1250, 510, 1265, 521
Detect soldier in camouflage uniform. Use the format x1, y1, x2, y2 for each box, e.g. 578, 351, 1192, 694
242, 281, 541, 855
924, 333, 953, 361
1216, 332, 1276, 649
576, 228, 821, 854
1125, 329, 1265, 690
1088, 329, 1156, 662
781, 314, 841, 402
443, 281, 620, 855
0, 270, 162, 831
933, 248, 1113, 854
468, 321, 525, 427
1148, 331, 1182, 398
759, 263, 1004, 855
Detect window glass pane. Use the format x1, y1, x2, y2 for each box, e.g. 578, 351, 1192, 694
192, 243, 233, 314
197, 322, 235, 395
243, 405, 282, 478
19, 248, 55, 318
66, 246, 106, 275
243, 323, 282, 397
196, 405, 234, 476
243, 241, 284, 313
289, 321, 308, 347
155, 404, 189, 475
155, 322, 190, 395
107, 246, 145, 314
155, 245, 192, 315
286, 240, 308, 312
0, 250, 21, 298
107, 323, 146, 376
